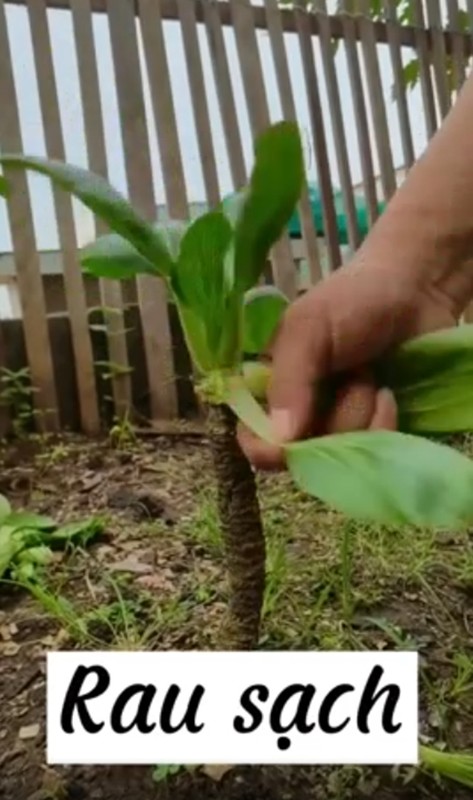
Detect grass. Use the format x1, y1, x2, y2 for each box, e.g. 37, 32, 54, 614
1, 431, 473, 797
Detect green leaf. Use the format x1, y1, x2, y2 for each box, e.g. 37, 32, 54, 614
242, 361, 271, 400
48, 517, 104, 546
285, 430, 473, 528
3, 512, 56, 533
0, 155, 173, 275
173, 211, 233, 354
0, 494, 11, 524
421, 745, 473, 789
232, 121, 304, 291
243, 285, 289, 354
155, 219, 188, 261
376, 326, 473, 433
81, 234, 157, 279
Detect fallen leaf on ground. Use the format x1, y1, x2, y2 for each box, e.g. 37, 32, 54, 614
19, 724, 40, 740
109, 557, 153, 574
201, 764, 233, 782
2, 642, 20, 656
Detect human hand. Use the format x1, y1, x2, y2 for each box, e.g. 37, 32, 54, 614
238, 258, 467, 470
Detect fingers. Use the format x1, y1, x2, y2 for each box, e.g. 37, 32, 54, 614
369, 387, 398, 431
237, 422, 284, 471
321, 373, 376, 434
267, 294, 330, 442
238, 381, 398, 470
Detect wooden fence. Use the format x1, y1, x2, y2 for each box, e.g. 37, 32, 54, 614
0, 0, 471, 435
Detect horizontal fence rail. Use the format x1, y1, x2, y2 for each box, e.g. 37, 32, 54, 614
0, 0, 470, 434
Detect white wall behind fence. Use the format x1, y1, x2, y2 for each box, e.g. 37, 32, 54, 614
0, 1, 435, 256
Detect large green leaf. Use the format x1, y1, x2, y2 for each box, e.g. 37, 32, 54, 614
376, 326, 473, 433
285, 430, 473, 528
173, 211, 233, 354
232, 121, 304, 291
81, 234, 157, 279
243, 285, 289, 354
0, 155, 173, 275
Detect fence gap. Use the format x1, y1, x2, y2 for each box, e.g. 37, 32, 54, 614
229, 0, 297, 297
294, 1, 341, 271
70, 0, 132, 423
339, 0, 379, 229
106, 0, 177, 419
27, 0, 100, 433
357, 0, 396, 202
382, 0, 415, 170
263, 0, 322, 284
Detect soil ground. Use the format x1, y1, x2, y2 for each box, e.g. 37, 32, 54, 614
0, 429, 473, 800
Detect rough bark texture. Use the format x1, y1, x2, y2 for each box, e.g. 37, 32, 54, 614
207, 403, 266, 650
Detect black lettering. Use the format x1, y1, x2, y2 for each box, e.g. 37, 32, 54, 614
60, 665, 109, 734
234, 684, 269, 733
110, 684, 156, 733
160, 684, 205, 733
318, 685, 354, 733
357, 666, 401, 734
269, 684, 316, 749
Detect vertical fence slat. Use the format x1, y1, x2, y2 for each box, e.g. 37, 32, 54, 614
382, 0, 415, 169
138, 0, 205, 417
411, 0, 438, 141
70, 0, 132, 420
203, 0, 247, 191
0, 0, 59, 431
315, 1, 360, 253
177, 0, 220, 208
294, 2, 341, 271
138, 0, 188, 219
263, 0, 322, 284
357, 0, 396, 201
339, 2, 378, 229
425, 0, 452, 119
447, 0, 468, 94
106, 0, 177, 419
26, 0, 100, 434
229, 0, 297, 297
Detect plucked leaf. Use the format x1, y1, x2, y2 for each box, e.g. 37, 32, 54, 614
81, 234, 157, 279
223, 377, 276, 444
243, 286, 289, 354
376, 326, 473, 433
0, 155, 173, 275
173, 211, 233, 353
285, 430, 473, 528
232, 121, 304, 291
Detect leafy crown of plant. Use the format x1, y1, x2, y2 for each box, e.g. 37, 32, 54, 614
3, 123, 473, 531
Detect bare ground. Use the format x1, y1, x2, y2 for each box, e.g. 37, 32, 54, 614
0, 430, 473, 800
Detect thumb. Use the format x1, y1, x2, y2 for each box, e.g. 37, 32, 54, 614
268, 303, 328, 444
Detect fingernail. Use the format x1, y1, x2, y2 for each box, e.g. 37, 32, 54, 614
271, 409, 295, 443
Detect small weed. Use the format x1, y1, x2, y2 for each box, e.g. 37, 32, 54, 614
183, 492, 223, 555
0, 366, 38, 436
109, 409, 137, 450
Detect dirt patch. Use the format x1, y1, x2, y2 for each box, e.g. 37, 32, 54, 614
0, 431, 473, 800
